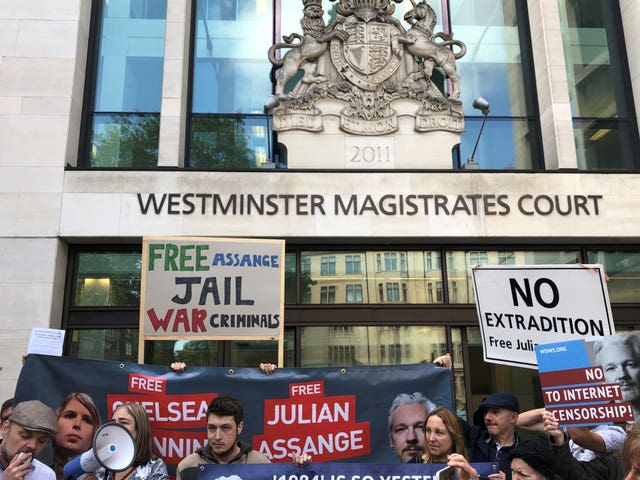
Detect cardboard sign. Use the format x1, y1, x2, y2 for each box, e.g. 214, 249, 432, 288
140, 236, 284, 339
472, 264, 614, 368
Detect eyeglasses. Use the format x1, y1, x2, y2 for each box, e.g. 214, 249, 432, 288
0, 415, 9, 423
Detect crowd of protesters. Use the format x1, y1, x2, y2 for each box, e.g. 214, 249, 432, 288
1, 339, 639, 480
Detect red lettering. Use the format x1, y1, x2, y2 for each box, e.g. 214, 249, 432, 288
147, 308, 174, 331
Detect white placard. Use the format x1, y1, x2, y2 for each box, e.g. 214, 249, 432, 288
27, 328, 65, 356
472, 264, 615, 369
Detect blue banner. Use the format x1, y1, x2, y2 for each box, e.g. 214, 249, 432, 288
15, 355, 452, 475
198, 462, 500, 480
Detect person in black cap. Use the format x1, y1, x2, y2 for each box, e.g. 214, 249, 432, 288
0, 399, 57, 479
508, 439, 560, 480
461, 392, 522, 480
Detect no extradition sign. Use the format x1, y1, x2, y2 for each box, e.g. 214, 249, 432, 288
140, 236, 285, 342
472, 264, 614, 369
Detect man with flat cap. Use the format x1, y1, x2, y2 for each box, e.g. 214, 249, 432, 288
462, 392, 522, 480
0, 400, 57, 479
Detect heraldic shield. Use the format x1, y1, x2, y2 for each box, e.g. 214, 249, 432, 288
330, 16, 401, 91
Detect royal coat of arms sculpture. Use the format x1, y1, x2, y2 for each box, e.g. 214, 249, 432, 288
267, 0, 467, 169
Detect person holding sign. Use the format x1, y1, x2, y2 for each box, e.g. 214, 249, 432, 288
419, 406, 481, 480
593, 332, 640, 421
545, 412, 640, 480
462, 392, 522, 480
176, 396, 311, 480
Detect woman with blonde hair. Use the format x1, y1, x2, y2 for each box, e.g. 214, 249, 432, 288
97, 402, 168, 479
421, 406, 479, 480
53, 392, 101, 480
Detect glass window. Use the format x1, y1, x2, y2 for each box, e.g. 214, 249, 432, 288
150, 339, 219, 366
84, 0, 167, 167
450, 0, 540, 170
300, 251, 443, 304
67, 329, 138, 362
345, 255, 361, 274
284, 252, 296, 304
558, 0, 639, 169
321, 285, 336, 304
189, 0, 272, 168
346, 284, 363, 303
466, 327, 541, 414
321, 256, 336, 276
74, 252, 142, 307
299, 326, 446, 367
447, 250, 580, 303
587, 251, 640, 303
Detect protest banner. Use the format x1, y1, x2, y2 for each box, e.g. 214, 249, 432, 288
534, 332, 640, 426
15, 355, 452, 476
139, 236, 285, 363
197, 461, 500, 480
471, 264, 614, 368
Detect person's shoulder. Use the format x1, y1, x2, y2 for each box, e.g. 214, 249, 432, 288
245, 449, 271, 464
178, 451, 207, 469
145, 457, 169, 472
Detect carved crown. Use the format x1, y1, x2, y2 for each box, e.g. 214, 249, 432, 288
302, 0, 322, 7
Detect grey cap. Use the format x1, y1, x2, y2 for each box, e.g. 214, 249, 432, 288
8, 400, 58, 436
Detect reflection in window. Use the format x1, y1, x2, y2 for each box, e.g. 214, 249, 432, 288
329, 326, 353, 334
558, 0, 638, 169
68, 329, 138, 362
321, 286, 336, 304
346, 284, 363, 303
450, 0, 540, 169
447, 250, 580, 303
321, 256, 336, 276
300, 326, 446, 367
385, 253, 398, 271
189, 115, 267, 169
498, 251, 516, 265
587, 251, 640, 303
74, 252, 141, 306
300, 251, 442, 304
90, 114, 159, 168
284, 252, 296, 304
386, 282, 400, 302
190, 0, 273, 169
329, 345, 356, 366
83, 0, 167, 167
345, 255, 362, 274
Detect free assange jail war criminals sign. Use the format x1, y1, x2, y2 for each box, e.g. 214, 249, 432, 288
14, 355, 452, 477
472, 264, 615, 369
141, 237, 285, 341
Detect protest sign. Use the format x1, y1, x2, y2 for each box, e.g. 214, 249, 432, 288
197, 462, 500, 480
15, 355, 452, 476
534, 333, 640, 426
139, 236, 285, 362
472, 264, 614, 368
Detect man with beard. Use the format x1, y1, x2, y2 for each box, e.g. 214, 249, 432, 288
593, 332, 640, 420
176, 396, 310, 480
388, 392, 436, 463
463, 392, 521, 480
0, 400, 57, 480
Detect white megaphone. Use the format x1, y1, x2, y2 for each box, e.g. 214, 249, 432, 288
63, 422, 136, 479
